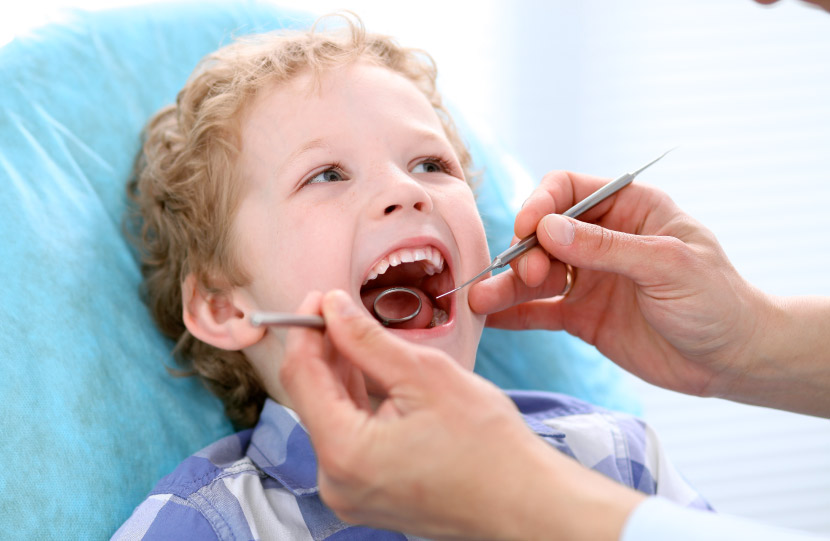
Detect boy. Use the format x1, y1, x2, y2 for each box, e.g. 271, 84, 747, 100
115, 15, 709, 540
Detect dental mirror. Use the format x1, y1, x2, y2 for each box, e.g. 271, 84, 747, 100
371, 287, 422, 326
249, 286, 423, 329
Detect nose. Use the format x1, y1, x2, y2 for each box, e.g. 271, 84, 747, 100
372, 168, 434, 218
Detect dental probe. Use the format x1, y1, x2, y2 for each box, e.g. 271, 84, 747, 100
250, 287, 423, 329
436, 148, 675, 299
249, 312, 325, 329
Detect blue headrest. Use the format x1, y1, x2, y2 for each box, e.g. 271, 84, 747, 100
0, 2, 636, 536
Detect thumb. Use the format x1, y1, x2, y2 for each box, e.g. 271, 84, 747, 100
321, 290, 425, 392
538, 214, 672, 283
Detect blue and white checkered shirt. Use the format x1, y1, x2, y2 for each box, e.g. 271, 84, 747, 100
113, 391, 711, 540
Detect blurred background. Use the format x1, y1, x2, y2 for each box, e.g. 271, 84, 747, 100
5, 0, 830, 534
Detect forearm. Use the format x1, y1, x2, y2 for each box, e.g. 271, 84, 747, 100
722, 294, 830, 417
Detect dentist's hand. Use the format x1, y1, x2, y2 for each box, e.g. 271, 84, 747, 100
280, 290, 642, 541
469, 171, 770, 401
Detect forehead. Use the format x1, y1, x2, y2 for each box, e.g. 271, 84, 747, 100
238, 62, 447, 154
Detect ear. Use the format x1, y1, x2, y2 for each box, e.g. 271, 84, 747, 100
182, 274, 265, 351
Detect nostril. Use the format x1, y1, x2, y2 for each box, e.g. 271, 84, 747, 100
383, 199, 428, 216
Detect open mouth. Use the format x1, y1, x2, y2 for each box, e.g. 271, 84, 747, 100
359, 245, 454, 330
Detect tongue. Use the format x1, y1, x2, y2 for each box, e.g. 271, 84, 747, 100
360, 286, 435, 329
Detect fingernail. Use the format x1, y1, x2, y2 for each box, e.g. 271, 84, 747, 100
518, 255, 528, 282
543, 215, 575, 246
328, 290, 361, 318
521, 188, 544, 209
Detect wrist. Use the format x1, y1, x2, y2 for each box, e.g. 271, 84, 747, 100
709, 283, 777, 397
719, 292, 830, 416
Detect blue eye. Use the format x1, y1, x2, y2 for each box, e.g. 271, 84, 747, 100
306, 168, 346, 185
411, 159, 446, 174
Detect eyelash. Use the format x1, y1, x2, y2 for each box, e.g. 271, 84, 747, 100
415, 156, 455, 175
301, 156, 457, 188
303, 162, 347, 186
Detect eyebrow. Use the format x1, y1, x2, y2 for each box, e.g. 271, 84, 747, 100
285, 138, 329, 166
282, 127, 453, 169
409, 128, 452, 149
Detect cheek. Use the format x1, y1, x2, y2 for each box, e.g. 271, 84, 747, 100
451, 190, 490, 263
235, 207, 356, 311
444, 189, 488, 362
268, 234, 355, 306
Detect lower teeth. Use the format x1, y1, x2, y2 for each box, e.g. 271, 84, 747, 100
427, 308, 448, 328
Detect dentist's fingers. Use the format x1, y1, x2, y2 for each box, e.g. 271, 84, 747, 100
280, 291, 365, 434
514, 171, 616, 239
515, 170, 646, 239
482, 297, 568, 331
511, 170, 662, 289
321, 290, 456, 398
469, 260, 572, 316
509, 240, 552, 288
470, 215, 691, 318
535, 214, 677, 281
510, 172, 576, 287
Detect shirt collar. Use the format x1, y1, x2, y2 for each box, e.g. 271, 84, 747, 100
523, 414, 567, 441
247, 399, 320, 496
247, 398, 566, 497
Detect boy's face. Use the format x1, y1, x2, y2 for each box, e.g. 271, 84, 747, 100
231, 62, 490, 399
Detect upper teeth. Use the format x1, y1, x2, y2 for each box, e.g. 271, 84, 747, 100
363, 246, 445, 285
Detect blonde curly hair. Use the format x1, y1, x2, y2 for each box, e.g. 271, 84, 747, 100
127, 14, 474, 428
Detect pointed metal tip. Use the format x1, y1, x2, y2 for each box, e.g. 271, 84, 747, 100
434, 287, 459, 300
435, 264, 495, 299
631, 147, 678, 177
661, 146, 679, 160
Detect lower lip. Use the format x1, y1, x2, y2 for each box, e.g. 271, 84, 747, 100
389, 316, 456, 339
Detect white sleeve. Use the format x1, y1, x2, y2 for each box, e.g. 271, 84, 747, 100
621, 497, 829, 541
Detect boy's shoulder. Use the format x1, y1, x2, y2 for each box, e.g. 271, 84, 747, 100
112, 429, 261, 541
508, 390, 657, 492
507, 389, 646, 439
113, 399, 428, 540
507, 389, 647, 447
507, 389, 638, 419
150, 428, 257, 499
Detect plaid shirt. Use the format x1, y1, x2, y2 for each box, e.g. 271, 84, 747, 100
113, 391, 711, 540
